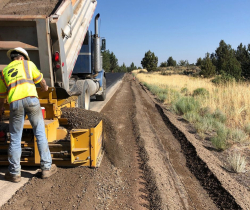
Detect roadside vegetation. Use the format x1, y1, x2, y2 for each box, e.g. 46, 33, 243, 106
134, 40, 250, 173
134, 72, 249, 172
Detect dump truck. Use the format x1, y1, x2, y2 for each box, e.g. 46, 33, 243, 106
0, 0, 106, 167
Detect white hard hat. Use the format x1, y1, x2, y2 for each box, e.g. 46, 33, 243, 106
7, 47, 30, 61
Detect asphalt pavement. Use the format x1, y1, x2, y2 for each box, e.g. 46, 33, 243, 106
106, 72, 125, 89
90, 72, 125, 111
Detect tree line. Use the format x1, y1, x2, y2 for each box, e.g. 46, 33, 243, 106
198, 40, 250, 81
140, 40, 250, 82
140, 51, 191, 72
102, 50, 140, 73
103, 40, 250, 81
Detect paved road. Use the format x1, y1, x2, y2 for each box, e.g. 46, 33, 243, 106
90, 73, 125, 111
106, 72, 125, 89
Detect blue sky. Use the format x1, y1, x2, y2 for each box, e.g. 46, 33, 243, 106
90, 0, 250, 67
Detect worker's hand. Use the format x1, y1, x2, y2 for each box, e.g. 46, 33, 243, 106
39, 79, 48, 92
41, 85, 49, 92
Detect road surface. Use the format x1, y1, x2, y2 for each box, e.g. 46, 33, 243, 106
0, 73, 124, 207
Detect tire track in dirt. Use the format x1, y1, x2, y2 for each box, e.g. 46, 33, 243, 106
131, 76, 218, 210
154, 103, 241, 209
138, 79, 248, 209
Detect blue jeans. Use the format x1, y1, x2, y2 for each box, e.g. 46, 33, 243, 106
8, 97, 52, 175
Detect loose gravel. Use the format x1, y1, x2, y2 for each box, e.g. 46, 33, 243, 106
0, 0, 62, 16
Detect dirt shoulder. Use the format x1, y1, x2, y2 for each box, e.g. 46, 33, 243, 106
138, 80, 250, 209
1, 74, 249, 209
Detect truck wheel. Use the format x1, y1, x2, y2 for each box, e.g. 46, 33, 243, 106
96, 77, 106, 101
76, 80, 90, 110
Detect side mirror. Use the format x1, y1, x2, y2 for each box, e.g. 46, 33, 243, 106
101, 38, 106, 51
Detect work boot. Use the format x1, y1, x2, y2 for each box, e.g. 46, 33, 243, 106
4, 171, 21, 183
42, 164, 57, 179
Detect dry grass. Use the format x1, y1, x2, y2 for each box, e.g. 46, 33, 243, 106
132, 69, 148, 74
226, 151, 246, 173
136, 73, 250, 129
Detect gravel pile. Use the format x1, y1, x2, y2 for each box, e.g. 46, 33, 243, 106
61, 107, 105, 130
61, 107, 122, 166
0, 0, 62, 16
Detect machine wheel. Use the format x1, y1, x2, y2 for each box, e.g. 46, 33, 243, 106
76, 80, 90, 110
96, 77, 106, 101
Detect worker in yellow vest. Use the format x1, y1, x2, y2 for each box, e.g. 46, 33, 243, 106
0, 47, 57, 183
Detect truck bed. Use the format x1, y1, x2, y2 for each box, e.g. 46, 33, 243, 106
0, 0, 97, 91
0, 0, 62, 16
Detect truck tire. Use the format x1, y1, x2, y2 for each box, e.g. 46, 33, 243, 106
76, 80, 90, 110
96, 77, 106, 101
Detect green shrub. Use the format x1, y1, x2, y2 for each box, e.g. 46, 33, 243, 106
180, 87, 189, 95
211, 136, 227, 150
150, 86, 163, 95
193, 88, 209, 97
195, 121, 207, 135
199, 107, 212, 117
211, 123, 229, 150
212, 109, 227, 123
160, 69, 172, 75
229, 129, 247, 143
244, 123, 250, 135
202, 116, 216, 132
211, 136, 227, 151
169, 89, 181, 103
144, 84, 163, 94
183, 111, 201, 123
195, 116, 216, 135
211, 71, 236, 85
158, 92, 167, 102
143, 83, 168, 102
172, 97, 200, 115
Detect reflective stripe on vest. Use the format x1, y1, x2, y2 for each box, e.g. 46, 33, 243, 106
34, 74, 42, 83
0, 92, 7, 97
7, 79, 34, 92
23, 60, 31, 79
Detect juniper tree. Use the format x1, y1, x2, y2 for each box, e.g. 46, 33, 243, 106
141, 50, 158, 71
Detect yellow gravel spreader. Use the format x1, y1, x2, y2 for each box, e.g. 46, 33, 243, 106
0, 88, 104, 167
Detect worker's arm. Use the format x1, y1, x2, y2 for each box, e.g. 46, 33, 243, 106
29, 61, 48, 92
39, 78, 48, 92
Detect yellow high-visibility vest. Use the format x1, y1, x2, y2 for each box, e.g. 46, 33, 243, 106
0, 60, 43, 104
